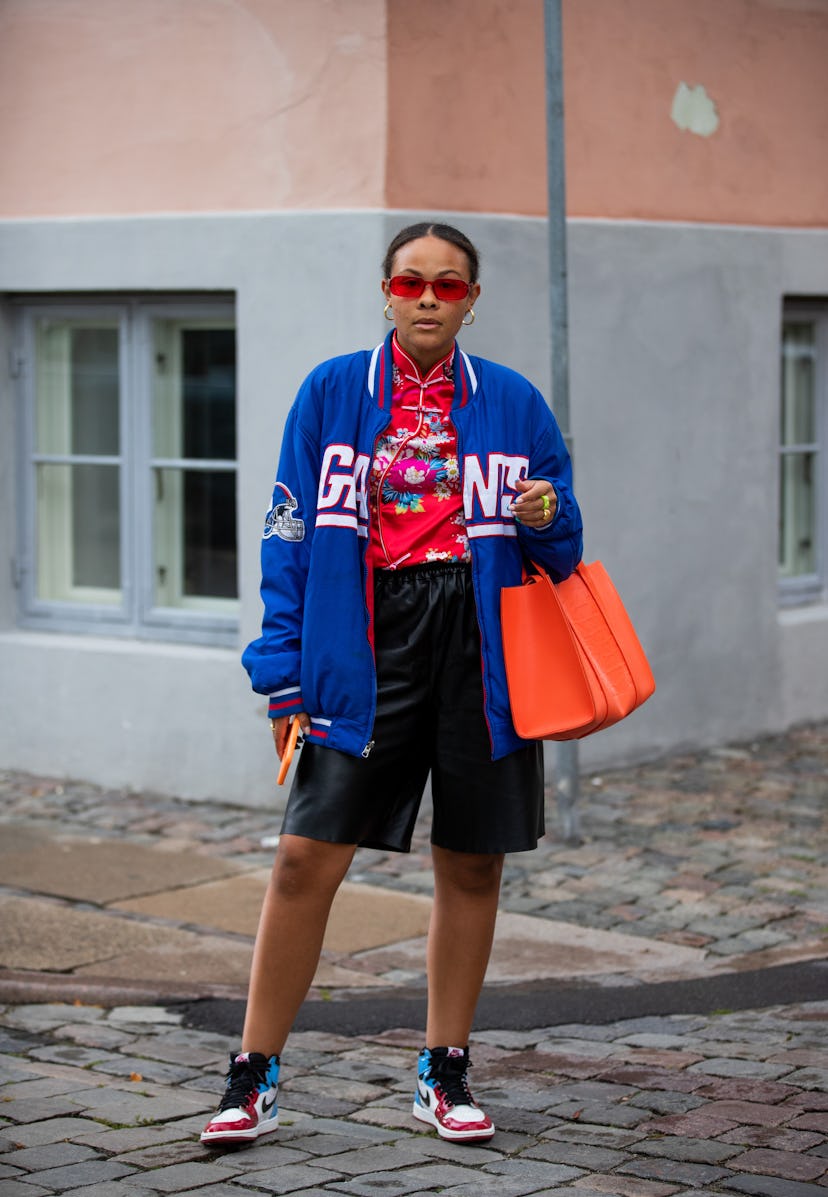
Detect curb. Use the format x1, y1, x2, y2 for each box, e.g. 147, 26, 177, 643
3, 958, 827, 1024
177, 958, 828, 1037
0, 969, 249, 1008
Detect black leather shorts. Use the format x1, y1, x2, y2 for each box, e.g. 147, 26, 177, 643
280, 562, 544, 855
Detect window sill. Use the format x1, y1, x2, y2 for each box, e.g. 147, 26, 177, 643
778, 601, 828, 627
0, 627, 239, 661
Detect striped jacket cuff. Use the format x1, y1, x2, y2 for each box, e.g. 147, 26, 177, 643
268, 686, 304, 720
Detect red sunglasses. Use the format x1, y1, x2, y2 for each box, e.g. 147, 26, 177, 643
387, 275, 471, 302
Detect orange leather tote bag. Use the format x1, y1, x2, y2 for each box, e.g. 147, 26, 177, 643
500, 560, 655, 740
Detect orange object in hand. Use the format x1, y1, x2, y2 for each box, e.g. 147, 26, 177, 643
277, 718, 301, 786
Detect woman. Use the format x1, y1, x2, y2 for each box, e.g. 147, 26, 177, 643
201, 222, 583, 1147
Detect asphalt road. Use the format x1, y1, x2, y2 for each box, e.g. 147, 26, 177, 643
178, 957, 828, 1037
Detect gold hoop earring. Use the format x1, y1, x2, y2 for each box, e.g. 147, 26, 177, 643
462, 308, 476, 326
384, 302, 394, 322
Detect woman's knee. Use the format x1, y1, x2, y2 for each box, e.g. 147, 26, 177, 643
432, 848, 504, 896
270, 835, 354, 901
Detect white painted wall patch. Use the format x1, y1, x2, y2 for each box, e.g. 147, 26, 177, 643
671, 82, 720, 137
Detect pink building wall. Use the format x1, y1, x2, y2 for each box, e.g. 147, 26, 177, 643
387, 0, 828, 227
1, 0, 826, 226
0, 0, 387, 217
562, 0, 828, 226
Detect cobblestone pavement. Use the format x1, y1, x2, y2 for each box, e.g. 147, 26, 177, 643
0, 722, 826, 1194
0, 722, 826, 976
1, 999, 827, 1195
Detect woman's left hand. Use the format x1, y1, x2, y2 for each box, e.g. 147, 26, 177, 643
510, 477, 557, 528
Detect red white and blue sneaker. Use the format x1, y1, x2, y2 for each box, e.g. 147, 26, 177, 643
201, 1051, 280, 1144
412, 1045, 494, 1142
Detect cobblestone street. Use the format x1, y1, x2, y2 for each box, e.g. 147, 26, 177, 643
1, 722, 826, 1194
2, 998, 827, 1196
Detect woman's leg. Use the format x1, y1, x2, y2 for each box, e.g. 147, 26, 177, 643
242, 833, 356, 1055
425, 844, 504, 1046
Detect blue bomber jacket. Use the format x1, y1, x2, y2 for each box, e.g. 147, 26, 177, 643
242, 331, 583, 760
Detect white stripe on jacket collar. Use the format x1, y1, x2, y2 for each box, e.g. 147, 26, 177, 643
368, 343, 382, 396
367, 343, 478, 399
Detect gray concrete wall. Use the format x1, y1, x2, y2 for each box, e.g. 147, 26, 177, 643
567, 220, 828, 769
0, 213, 388, 804
0, 302, 16, 631
0, 211, 826, 802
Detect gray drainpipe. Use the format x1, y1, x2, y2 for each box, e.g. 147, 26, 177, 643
544, 0, 581, 843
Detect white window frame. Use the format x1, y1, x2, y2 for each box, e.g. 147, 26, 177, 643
144, 308, 235, 622
15, 295, 238, 645
779, 300, 827, 607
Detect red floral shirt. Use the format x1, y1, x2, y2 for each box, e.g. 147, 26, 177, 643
367, 335, 470, 570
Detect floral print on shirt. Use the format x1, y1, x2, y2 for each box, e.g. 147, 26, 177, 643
367, 340, 471, 569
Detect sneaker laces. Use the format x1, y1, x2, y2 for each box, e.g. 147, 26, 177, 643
217, 1055, 268, 1112
432, 1055, 475, 1109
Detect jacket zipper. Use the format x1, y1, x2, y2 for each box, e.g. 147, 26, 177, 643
361, 406, 391, 758
454, 415, 495, 757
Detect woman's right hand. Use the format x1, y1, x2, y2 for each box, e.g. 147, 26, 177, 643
270, 713, 311, 758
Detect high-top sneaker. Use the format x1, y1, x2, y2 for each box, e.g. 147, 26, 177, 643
412, 1045, 494, 1142
200, 1051, 280, 1144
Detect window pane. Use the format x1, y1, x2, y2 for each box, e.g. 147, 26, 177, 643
778, 451, 815, 577
780, 322, 815, 446
183, 328, 236, 460
24, 302, 238, 636
153, 467, 237, 608
36, 463, 121, 602
153, 321, 236, 460
184, 470, 237, 598
35, 320, 119, 455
